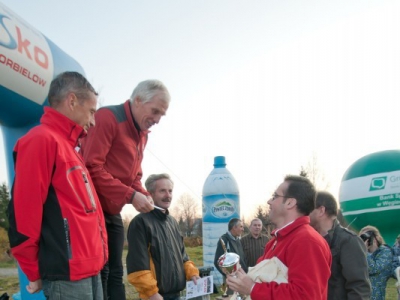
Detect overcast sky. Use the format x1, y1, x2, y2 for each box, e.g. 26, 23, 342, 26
1, 0, 400, 220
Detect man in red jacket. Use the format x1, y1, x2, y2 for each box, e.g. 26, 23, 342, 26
80, 79, 170, 300
227, 175, 332, 299
7, 72, 108, 299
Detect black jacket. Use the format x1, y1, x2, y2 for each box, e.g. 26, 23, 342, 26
325, 219, 371, 300
126, 209, 194, 296
214, 232, 248, 276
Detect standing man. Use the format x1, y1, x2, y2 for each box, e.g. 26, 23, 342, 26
126, 173, 200, 300
309, 191, 371, 299
214, 218, 248, 296
80, 79, 170, 300
227, 175, 331, 300
241, 218, 270, 268
7, 72, 107, 299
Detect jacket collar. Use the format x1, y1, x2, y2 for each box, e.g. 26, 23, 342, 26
272, 216, 310, 238
41, 107, 85, 148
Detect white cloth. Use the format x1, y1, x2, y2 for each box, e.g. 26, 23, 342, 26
230, 256, 288, 300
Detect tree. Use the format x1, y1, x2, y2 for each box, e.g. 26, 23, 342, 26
300, 152, 330, 190
171, 193, 199, 237
0, 182, 9, 230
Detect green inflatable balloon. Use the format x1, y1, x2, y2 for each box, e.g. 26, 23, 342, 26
339, 150, 400, 245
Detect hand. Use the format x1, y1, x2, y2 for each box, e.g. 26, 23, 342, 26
26, 279, 42, 294
149, 292, 163, 300
131, 192, 154, 213
226, 268, 253, 296
191, 275, 201, 285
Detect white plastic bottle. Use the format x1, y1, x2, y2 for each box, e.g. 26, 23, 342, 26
202, 156, 240, 284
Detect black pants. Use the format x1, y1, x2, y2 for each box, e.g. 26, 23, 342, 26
101, 213, 126, 300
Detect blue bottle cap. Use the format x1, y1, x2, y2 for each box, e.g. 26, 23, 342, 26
214, 156, 226, 168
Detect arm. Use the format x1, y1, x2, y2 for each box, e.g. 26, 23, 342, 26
340, 236, 371, 299
8, 134, 55, 282
126, 216, 158, 299
367, 246, 393, 276
179, 228, 200, 282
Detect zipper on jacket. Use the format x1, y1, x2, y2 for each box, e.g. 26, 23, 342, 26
82, 172, 96, 211
64, 218, 72, 259
98, 215, 107, 264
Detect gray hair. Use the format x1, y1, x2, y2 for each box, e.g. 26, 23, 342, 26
250, 218, 262, 226
130, 79, 170, 105
228, 218, 242, 231
145, 173, 174, 194
48, 72, 97, 107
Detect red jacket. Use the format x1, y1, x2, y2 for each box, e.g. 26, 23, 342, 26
80, 100, 149, 215
251, 216, 331, 300
7, 107, 108, 282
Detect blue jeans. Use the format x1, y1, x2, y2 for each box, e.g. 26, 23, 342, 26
42, 274, 102, 300
101, 213, 126, 300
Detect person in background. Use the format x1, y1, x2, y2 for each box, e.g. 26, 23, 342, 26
359, 225, 393, 300
214, 218, 248, 296
393, 235, 400, 300
126, 173, 199, 300
226, 175, 331, 300
7, 72, 107, 299
240, 218, 269, 268
309, 191, 371, 299
80, 80, 170, 300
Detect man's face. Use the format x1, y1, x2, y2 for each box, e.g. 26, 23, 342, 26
133, 92, 169, 131
72, 92, 97, 132
250, 220, 262, 237
267, 181, 289, 226
231, 221, 244, 237
151, 178, 173, 210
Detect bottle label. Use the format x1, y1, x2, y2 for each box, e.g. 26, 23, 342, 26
202, 194, 239, 222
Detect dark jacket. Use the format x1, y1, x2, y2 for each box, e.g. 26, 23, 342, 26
7, 107, 108, 282
126, 209, 198, 298
214, 232, 248, 276
325, 219, 371, 300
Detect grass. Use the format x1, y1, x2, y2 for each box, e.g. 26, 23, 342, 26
2, 247, 399, 299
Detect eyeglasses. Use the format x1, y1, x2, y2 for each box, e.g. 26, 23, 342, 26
271, 193, 291, 201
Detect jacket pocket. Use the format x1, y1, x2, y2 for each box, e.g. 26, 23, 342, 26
66, 166, 97, 213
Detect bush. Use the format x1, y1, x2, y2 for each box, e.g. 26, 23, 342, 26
0, 227, 12, 262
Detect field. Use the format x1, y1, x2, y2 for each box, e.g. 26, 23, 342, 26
1, 247, 399, 299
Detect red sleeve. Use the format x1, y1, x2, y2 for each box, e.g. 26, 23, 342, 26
11, 132, 55, 281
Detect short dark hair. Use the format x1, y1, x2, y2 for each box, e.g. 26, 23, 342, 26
284, 175, 316, 215
228, 218, 241, 231
145, 173, 173, 194
48, 71, 98, 107
315, 191, 338, 217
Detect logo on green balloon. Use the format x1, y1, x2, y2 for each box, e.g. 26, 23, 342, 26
369, 176, 387, 191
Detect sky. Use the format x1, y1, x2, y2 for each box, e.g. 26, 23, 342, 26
1, 0, 400, 221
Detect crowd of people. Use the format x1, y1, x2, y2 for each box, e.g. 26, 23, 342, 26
5, 71, 400, 300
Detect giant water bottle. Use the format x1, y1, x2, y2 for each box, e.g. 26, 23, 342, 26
202, 156, 240, 284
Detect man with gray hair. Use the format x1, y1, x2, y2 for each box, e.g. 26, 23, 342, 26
8, 72, 107, 299
126, 173, 200, 300
241, 218, 269, 267
214, 218, 248, 296
81, 80, 170, 300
